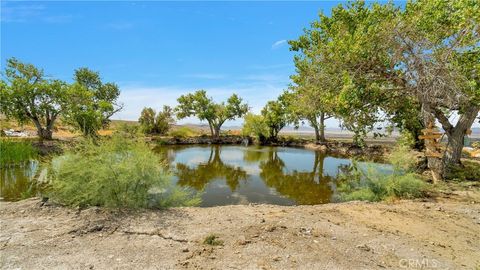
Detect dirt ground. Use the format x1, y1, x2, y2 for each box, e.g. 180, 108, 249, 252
1, 190, 480, 270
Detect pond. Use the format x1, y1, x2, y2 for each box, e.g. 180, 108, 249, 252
0, 145, 391, 206
156, 145, 391, 207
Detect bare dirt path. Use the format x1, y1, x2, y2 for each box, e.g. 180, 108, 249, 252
1, 195, 480, 270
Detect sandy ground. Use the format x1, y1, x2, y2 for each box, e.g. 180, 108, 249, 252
1, 192, 480, 270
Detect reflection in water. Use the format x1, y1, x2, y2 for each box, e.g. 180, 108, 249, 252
162, 145, 377, 206
1, 161, 39, 201
175, 146, 247, 191
259, 150, 334, 204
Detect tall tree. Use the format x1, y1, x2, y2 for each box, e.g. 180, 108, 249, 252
390, 0, 479, 175
295, 0, 479, 176
0, 58, 68, 140
64, 68, 122, 137
138, 107, 156, 134
288, 31, 337, 143
261, 96, 289, 141
176, 90, 248, 138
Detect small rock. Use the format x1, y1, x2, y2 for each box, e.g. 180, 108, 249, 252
331, 236, 337, 240
182, 248, 189, 252
273, 256, 281, 262
108, 255, 114, 259
260, 218, 265, 223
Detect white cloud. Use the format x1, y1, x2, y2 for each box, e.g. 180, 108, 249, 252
271, 39, 287, 49
1, 4, 45, 23
1, 3, 72, 24
112, 81, 285, 123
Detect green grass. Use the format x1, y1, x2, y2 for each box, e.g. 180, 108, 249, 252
338, 145, 428, 202
168, 126, 200, 138
0, 139, 38, 167
203, 234, 224, 246
48, 135, 200, 208
445, 160, 480, 182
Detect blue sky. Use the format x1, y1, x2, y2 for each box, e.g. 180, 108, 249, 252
3, 1, 476, 129
2, 1, 343, 125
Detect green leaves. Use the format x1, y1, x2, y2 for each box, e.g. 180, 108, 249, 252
176, 90, 248, 137
139, 106, 174, 135
63, 68, 122, 137
1, 58, 69, 139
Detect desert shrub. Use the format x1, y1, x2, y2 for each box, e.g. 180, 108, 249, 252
114, 123, 140, 138
203, 234, 223, 246
445, 160, 480, 182
338, 145, 428, 202
48, 135, 200, 208
169, 126, 198, 138
388, 145, 417, 172
0, 139, 38, 167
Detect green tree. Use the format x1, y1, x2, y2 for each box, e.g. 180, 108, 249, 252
175, 90, 248, 138
0, 58, 69, 140
64, 68, 122, 137
293, 0, 479, 176
139, 107, 156, 134
155, 105, 175, 135
261, 97, 289, 141
390, 0, 480, 176
288, 36, 337, 143
242, 113, 269, 143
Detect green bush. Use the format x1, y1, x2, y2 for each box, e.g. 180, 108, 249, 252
0, 139, 38, 167
48, 135, 200, 208
445, 160, 480, 182
169, 126, 198, 138
338, 145, 428, 202
387, 173, 427, 199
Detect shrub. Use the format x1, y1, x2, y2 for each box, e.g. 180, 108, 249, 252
114, 122, 140, 138
338, 145, 428, 202
203, 234, 223, 246
445, 160, 480, 182
0, 139, 38, 167
169, 126, 198, 138
388, 145, 417, 173
48, 135, 200, 208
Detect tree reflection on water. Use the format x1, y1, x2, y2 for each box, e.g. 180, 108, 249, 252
169, 146, 343, 205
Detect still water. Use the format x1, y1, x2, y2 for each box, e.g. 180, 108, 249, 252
157, 145, 390, 207
0, 145, 390, 206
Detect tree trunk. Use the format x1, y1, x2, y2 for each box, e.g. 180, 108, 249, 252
318, 112, 326, 143
313, 124, 320, 144
423, 104, 479, 179
441, 106, 479, 176
32, 118, 53, 140
213, 126, 221, 138
208, 122, 214, 137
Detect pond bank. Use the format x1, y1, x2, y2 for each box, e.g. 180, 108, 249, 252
151, 135, 390, 159
1, 192, 479, 269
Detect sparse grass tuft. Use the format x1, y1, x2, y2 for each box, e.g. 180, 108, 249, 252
203, 234, 224, 246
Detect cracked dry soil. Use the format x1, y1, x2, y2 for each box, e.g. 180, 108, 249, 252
1, 194, 480, 270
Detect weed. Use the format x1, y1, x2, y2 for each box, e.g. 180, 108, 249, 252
203, 234, 223, 246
